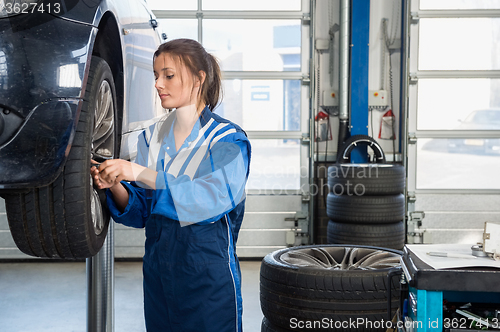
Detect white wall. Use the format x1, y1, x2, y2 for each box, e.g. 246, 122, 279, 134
314, 0, 403, 159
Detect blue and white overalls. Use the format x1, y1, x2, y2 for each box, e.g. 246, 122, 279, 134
106, 106, 251, 332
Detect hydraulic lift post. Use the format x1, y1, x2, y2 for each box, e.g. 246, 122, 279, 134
86, 221, 114, 332
350, 0, 370, 163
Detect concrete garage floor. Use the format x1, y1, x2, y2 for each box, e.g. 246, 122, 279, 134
0, 260, 263, 332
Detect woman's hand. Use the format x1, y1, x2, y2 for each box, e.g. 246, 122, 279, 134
91, 159, 158, 190
91, 160, 110, 189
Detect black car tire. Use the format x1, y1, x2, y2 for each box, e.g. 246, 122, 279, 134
327, 221, 405, 250
261, 317, 294, 332
260, 245, 402, 331
337, 135, 386, 164
328, 164, 405, 195
326, 193, 405, 224
5, 56, 118, 259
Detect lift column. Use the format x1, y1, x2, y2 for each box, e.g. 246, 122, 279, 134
349, 0, 370, 163
87, 222, 114, 332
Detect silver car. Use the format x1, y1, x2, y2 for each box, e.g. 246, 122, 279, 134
447, 109, 500, 155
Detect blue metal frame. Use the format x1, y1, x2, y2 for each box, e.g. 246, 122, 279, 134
399, 0, 406, 157
349, 0, 370, 162
408, 287, 443, 331
407, 288, 500, 331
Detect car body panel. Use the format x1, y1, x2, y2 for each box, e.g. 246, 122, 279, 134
120, 0, 164, 161
0, 13, 93, 116
0, 0, 163, 189
49, 0, 102, 26
0, 100, 78, 188
458, 109, 500, 130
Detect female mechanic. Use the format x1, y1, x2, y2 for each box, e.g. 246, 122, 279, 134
91, 38, 251, 332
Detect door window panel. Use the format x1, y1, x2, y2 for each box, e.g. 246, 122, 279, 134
417, 79, 500, 130
147, 0, 197, 10
158, 19, 198, 41
216, 79, 301, 131
246, 139, 301, 191
420, 0, 500, 10
203, 19, 301, 72
417, 139, 500, 189
419, 18, 500, 70
203, 0, 301, 11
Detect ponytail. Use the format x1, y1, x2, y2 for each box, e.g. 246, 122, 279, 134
203, 53, 222, 112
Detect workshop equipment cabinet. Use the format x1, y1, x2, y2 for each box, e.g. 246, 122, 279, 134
400, 246, 500, 331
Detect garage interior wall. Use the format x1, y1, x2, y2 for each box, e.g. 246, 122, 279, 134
313, 0, 403, 161
0, 0, 404, 259
0, 0, 313, 259
2, 0, 498, 259
313, 0, 403, 244
0, 200, 10, 257
406, 0, 500, 244
150, 0, 313, 258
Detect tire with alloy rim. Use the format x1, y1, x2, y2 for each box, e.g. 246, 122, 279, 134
5, 56, 118, 259
328, 164, 405, 196
337, 135, 385, 164
260, 245, 402, 331
327, 221, 405, 250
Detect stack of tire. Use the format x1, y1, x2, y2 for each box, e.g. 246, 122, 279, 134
260, 244, 403, 332
326, 135, 406, 250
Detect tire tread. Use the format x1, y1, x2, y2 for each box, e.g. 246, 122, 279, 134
3, 56, 117, 259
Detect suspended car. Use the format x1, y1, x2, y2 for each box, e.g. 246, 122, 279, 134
0, 0, 165, 259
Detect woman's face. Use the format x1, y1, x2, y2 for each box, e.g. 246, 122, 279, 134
153, 53, 200, 110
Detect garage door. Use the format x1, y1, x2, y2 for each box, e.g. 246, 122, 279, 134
0, 199, 25, 258
406, 0, 500, 244
148, 0, 313, 258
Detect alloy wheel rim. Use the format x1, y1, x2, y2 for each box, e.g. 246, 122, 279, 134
90, 175, 105, 235
280, 246, 400, 270
90, 79, 114, 235
92, 80, 114, 160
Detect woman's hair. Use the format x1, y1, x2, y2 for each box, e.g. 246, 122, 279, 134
153, 39, 222, 112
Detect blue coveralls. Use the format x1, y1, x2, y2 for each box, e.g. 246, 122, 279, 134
106, 106, 251, 332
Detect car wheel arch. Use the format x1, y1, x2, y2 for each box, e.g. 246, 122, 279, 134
91, 11, 125, 143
